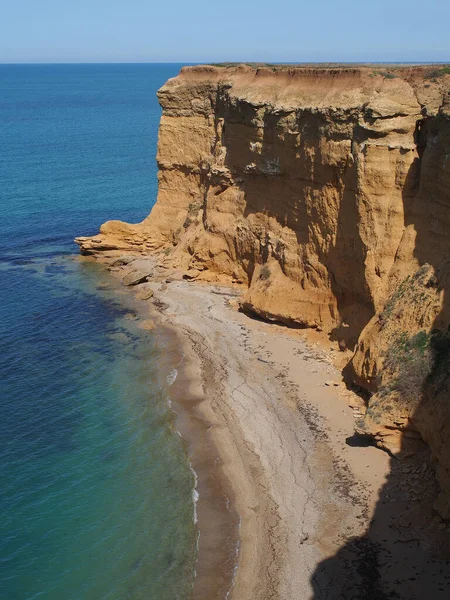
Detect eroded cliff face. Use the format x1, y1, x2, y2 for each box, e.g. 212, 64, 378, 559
76, 65, 450, 516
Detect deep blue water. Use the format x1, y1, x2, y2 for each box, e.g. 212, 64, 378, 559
0, 64, 197, 599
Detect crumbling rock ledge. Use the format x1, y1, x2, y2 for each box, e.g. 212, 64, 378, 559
76, 64, 450, 518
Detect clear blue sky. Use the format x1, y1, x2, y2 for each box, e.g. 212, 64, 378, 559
2, 0, 449, 63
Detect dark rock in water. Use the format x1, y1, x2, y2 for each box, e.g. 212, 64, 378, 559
131, 556, 144, 573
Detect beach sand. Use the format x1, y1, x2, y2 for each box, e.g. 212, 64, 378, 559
88, 255, 450, 600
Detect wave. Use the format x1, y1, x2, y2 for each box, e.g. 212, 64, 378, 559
166, 368, 178, 386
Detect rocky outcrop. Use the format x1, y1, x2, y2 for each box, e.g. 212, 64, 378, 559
121, 268, 153, 286
76, 64, 450, 516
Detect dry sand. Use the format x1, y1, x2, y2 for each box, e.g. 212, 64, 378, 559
88, 255, 450, 600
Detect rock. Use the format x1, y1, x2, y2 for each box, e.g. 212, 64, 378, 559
299, 533, 309, 544
183, 269, 200, 280
112, 256, 137, 267
122, 269, 152, 286
140, 319, 156, 331
135, 287, 154, 300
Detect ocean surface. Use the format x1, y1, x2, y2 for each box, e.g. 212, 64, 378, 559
0, 64, 198, 599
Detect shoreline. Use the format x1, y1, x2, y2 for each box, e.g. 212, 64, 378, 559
82, 253, 450, 599
154, 321, 241, 599
86, 254, 390, 599
91, 259, 242, 598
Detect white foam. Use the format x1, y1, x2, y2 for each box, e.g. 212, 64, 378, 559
191, 464, 199, 524
166, 368, 178, 386
225, 519, 242, 599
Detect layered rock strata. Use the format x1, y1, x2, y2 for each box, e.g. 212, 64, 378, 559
76, 64, 450, 517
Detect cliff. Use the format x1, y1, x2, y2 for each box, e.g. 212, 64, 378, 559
76, 64, 450, 517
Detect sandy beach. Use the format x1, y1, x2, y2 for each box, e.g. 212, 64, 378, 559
90, 255, 450, 600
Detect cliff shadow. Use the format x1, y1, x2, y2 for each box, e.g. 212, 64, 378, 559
310, 440, 450, 600
326, 151, 375, 351
310, 114, 450, 599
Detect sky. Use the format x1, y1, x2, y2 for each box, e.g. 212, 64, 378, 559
1, 0, 449, 64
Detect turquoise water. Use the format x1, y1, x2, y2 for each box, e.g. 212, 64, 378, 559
0, 64, 197, 599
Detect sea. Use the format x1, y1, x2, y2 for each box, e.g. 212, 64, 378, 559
0, 64, 198, 600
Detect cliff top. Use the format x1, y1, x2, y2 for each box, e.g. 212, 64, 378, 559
160, 64, 449, 116
181, 63, 450, 81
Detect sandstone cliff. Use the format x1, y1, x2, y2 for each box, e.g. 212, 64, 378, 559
76, 64, 450, 517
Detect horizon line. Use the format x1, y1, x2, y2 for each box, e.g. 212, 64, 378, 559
1, 60, 449, 66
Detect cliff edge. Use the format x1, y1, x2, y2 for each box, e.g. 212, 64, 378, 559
76, 64, 450, 518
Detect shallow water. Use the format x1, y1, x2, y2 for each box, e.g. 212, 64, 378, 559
0, 64, 197, 600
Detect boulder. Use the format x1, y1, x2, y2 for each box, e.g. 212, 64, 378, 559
122, 269, 152, 286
